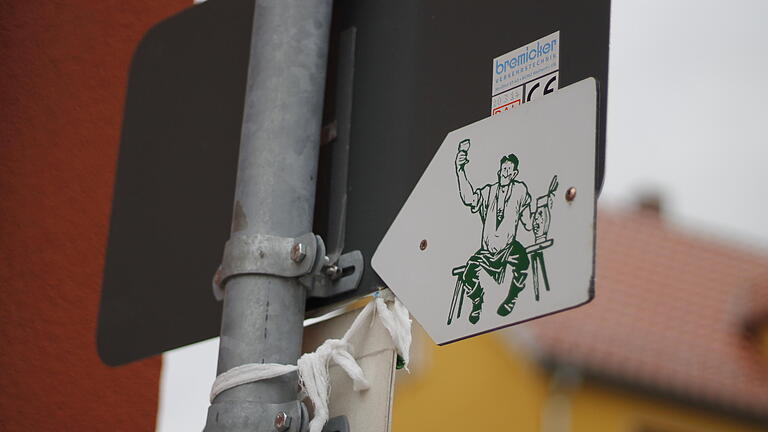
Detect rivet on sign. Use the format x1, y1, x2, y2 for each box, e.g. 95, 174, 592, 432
566, 187, 577, 202
419, 239, 428, 251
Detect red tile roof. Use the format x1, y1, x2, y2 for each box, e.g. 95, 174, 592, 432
524, 209, 768, 421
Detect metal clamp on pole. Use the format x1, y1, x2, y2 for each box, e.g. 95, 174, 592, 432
213, 234, 364, 301
204, 400, 307, 432
219, 232, 318, 281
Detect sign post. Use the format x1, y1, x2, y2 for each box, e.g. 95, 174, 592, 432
96, 0, 610, 428
203, 1, 332, 430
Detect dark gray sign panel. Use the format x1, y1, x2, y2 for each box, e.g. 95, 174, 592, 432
98, 0, 610, 365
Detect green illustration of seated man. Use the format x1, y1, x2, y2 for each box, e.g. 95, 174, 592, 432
448, 139, 558, 325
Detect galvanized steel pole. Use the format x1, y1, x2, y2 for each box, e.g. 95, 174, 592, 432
204, 0, 333, 430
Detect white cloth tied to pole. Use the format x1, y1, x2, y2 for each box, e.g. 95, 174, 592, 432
209, 290, 412, 432
374, 290, 412, 370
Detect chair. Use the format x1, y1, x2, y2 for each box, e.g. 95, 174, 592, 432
447, 239, 554, 325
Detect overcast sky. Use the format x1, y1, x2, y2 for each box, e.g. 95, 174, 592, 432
157, 1, 768, 430
602, 0, 768, 248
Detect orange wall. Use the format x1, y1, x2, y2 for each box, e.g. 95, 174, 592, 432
0, 1, 186, 430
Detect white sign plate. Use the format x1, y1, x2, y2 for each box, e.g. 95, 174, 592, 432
372, 78, 597, 344
303, 307, 397, 432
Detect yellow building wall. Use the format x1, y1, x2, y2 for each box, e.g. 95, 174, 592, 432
392, 332, 767, 432
393, 331, 550, 431
569, 381, 766, 432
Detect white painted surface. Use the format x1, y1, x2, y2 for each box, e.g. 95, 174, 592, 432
302, 307, 398, 432
156, 337, 219, 432
373, 79, 597, 344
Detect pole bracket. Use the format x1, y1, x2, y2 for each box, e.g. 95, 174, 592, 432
204, 399, 307, 432
302, 249, 364, 299
213, 232, 363, 300
220, 232, 318, 282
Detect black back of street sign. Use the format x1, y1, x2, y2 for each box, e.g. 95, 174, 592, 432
98, 0, 610, 365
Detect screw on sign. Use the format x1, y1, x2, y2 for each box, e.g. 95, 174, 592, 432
566, 186, 577, 202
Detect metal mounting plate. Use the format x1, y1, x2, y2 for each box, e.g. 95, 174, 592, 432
322, 416, 350, 432
304, 250, 364, 299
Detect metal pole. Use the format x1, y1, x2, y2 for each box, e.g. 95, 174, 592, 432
204, 0, 333, 430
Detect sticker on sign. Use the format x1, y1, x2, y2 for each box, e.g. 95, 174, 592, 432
491, 31, 560, 115
373, 78, 597, 345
